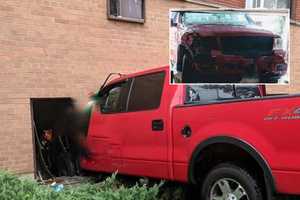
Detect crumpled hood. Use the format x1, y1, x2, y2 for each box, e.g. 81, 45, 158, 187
187, 24, 277, 37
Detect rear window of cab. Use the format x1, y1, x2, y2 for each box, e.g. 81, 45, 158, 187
185, 85, 261, 104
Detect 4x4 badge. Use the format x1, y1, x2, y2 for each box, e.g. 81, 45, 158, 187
264, 106, 300, 121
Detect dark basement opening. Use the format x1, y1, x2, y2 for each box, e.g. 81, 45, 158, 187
30, 98, 81, 180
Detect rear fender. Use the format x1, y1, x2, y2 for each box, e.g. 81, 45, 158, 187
188, 135, 276, 199
187, 122, 276, 191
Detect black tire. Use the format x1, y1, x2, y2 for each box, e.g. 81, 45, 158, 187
201, 163, 263, 200
182, 53, 194, 83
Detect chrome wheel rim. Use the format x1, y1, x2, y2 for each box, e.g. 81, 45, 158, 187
210, 178, 249, 200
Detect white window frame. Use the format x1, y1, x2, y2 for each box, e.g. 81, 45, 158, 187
246, 0, 290, 9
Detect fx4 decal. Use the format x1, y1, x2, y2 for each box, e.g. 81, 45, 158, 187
264, 107, 300, 121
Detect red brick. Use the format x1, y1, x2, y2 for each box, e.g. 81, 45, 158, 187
197, 0, 245, 8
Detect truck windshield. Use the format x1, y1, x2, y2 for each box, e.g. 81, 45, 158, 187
185, 85, 261, 104
182, 12, 254, 26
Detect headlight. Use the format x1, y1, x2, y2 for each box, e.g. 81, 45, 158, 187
273, 37, 282, 50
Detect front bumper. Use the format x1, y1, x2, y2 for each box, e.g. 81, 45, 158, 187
192, 52, 287, 77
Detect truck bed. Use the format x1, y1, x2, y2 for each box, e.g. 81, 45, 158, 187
172, 94, 300, 193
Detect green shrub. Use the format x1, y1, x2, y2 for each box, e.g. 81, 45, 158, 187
0, 171, 161, 200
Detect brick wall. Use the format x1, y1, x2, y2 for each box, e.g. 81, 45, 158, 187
0, 0, 212, 174
196, 0, 245, 8
293, 0, 300, 21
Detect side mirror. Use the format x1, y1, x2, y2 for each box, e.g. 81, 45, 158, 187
171, 18, 178, 27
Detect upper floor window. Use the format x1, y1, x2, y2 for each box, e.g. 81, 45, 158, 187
246, 0, 291, 9
108, 0, 145, 23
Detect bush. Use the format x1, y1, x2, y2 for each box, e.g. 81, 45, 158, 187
0, 171, 161, 200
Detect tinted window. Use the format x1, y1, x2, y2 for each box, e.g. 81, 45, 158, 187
235, 85, 261, 99
100, 80, 131, 113
185, 85, 261, 104
128, 72, 165, 112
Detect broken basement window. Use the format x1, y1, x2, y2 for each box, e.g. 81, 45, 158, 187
31, 98, 90, 180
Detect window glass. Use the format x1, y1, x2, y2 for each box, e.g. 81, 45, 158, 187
264, 0, 276, 8
186, 85, 235, 103
100, 80, 131, 113
249, 0, 290, 8
127, 72, 165, 112
252, 0, 261, 7
110, 0, 119, 16
277, 0, 290, 8
235, 85, 261, 99
185, 85, 261, 104
182, 12, 253, 26
109, 0, 144, 20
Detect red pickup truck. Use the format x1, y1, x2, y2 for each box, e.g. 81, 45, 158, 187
81, 66, 300, 200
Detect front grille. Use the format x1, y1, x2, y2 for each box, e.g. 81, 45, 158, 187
223, 63, 243, 69
221, 36, 273, 58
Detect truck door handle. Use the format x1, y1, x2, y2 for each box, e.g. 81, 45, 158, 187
152, 119, 164, 131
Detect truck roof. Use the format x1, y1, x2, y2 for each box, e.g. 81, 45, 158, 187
106, 65, 169, 86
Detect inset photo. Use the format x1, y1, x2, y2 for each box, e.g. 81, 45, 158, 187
170, 9, 290, 84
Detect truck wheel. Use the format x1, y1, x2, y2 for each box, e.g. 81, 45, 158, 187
201, 163, 263, 200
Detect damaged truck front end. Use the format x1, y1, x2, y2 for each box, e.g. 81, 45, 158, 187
175, 14, 287, 83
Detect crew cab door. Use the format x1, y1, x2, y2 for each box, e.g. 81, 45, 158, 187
86, 79, 131, 172
119, 71, 170, 179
